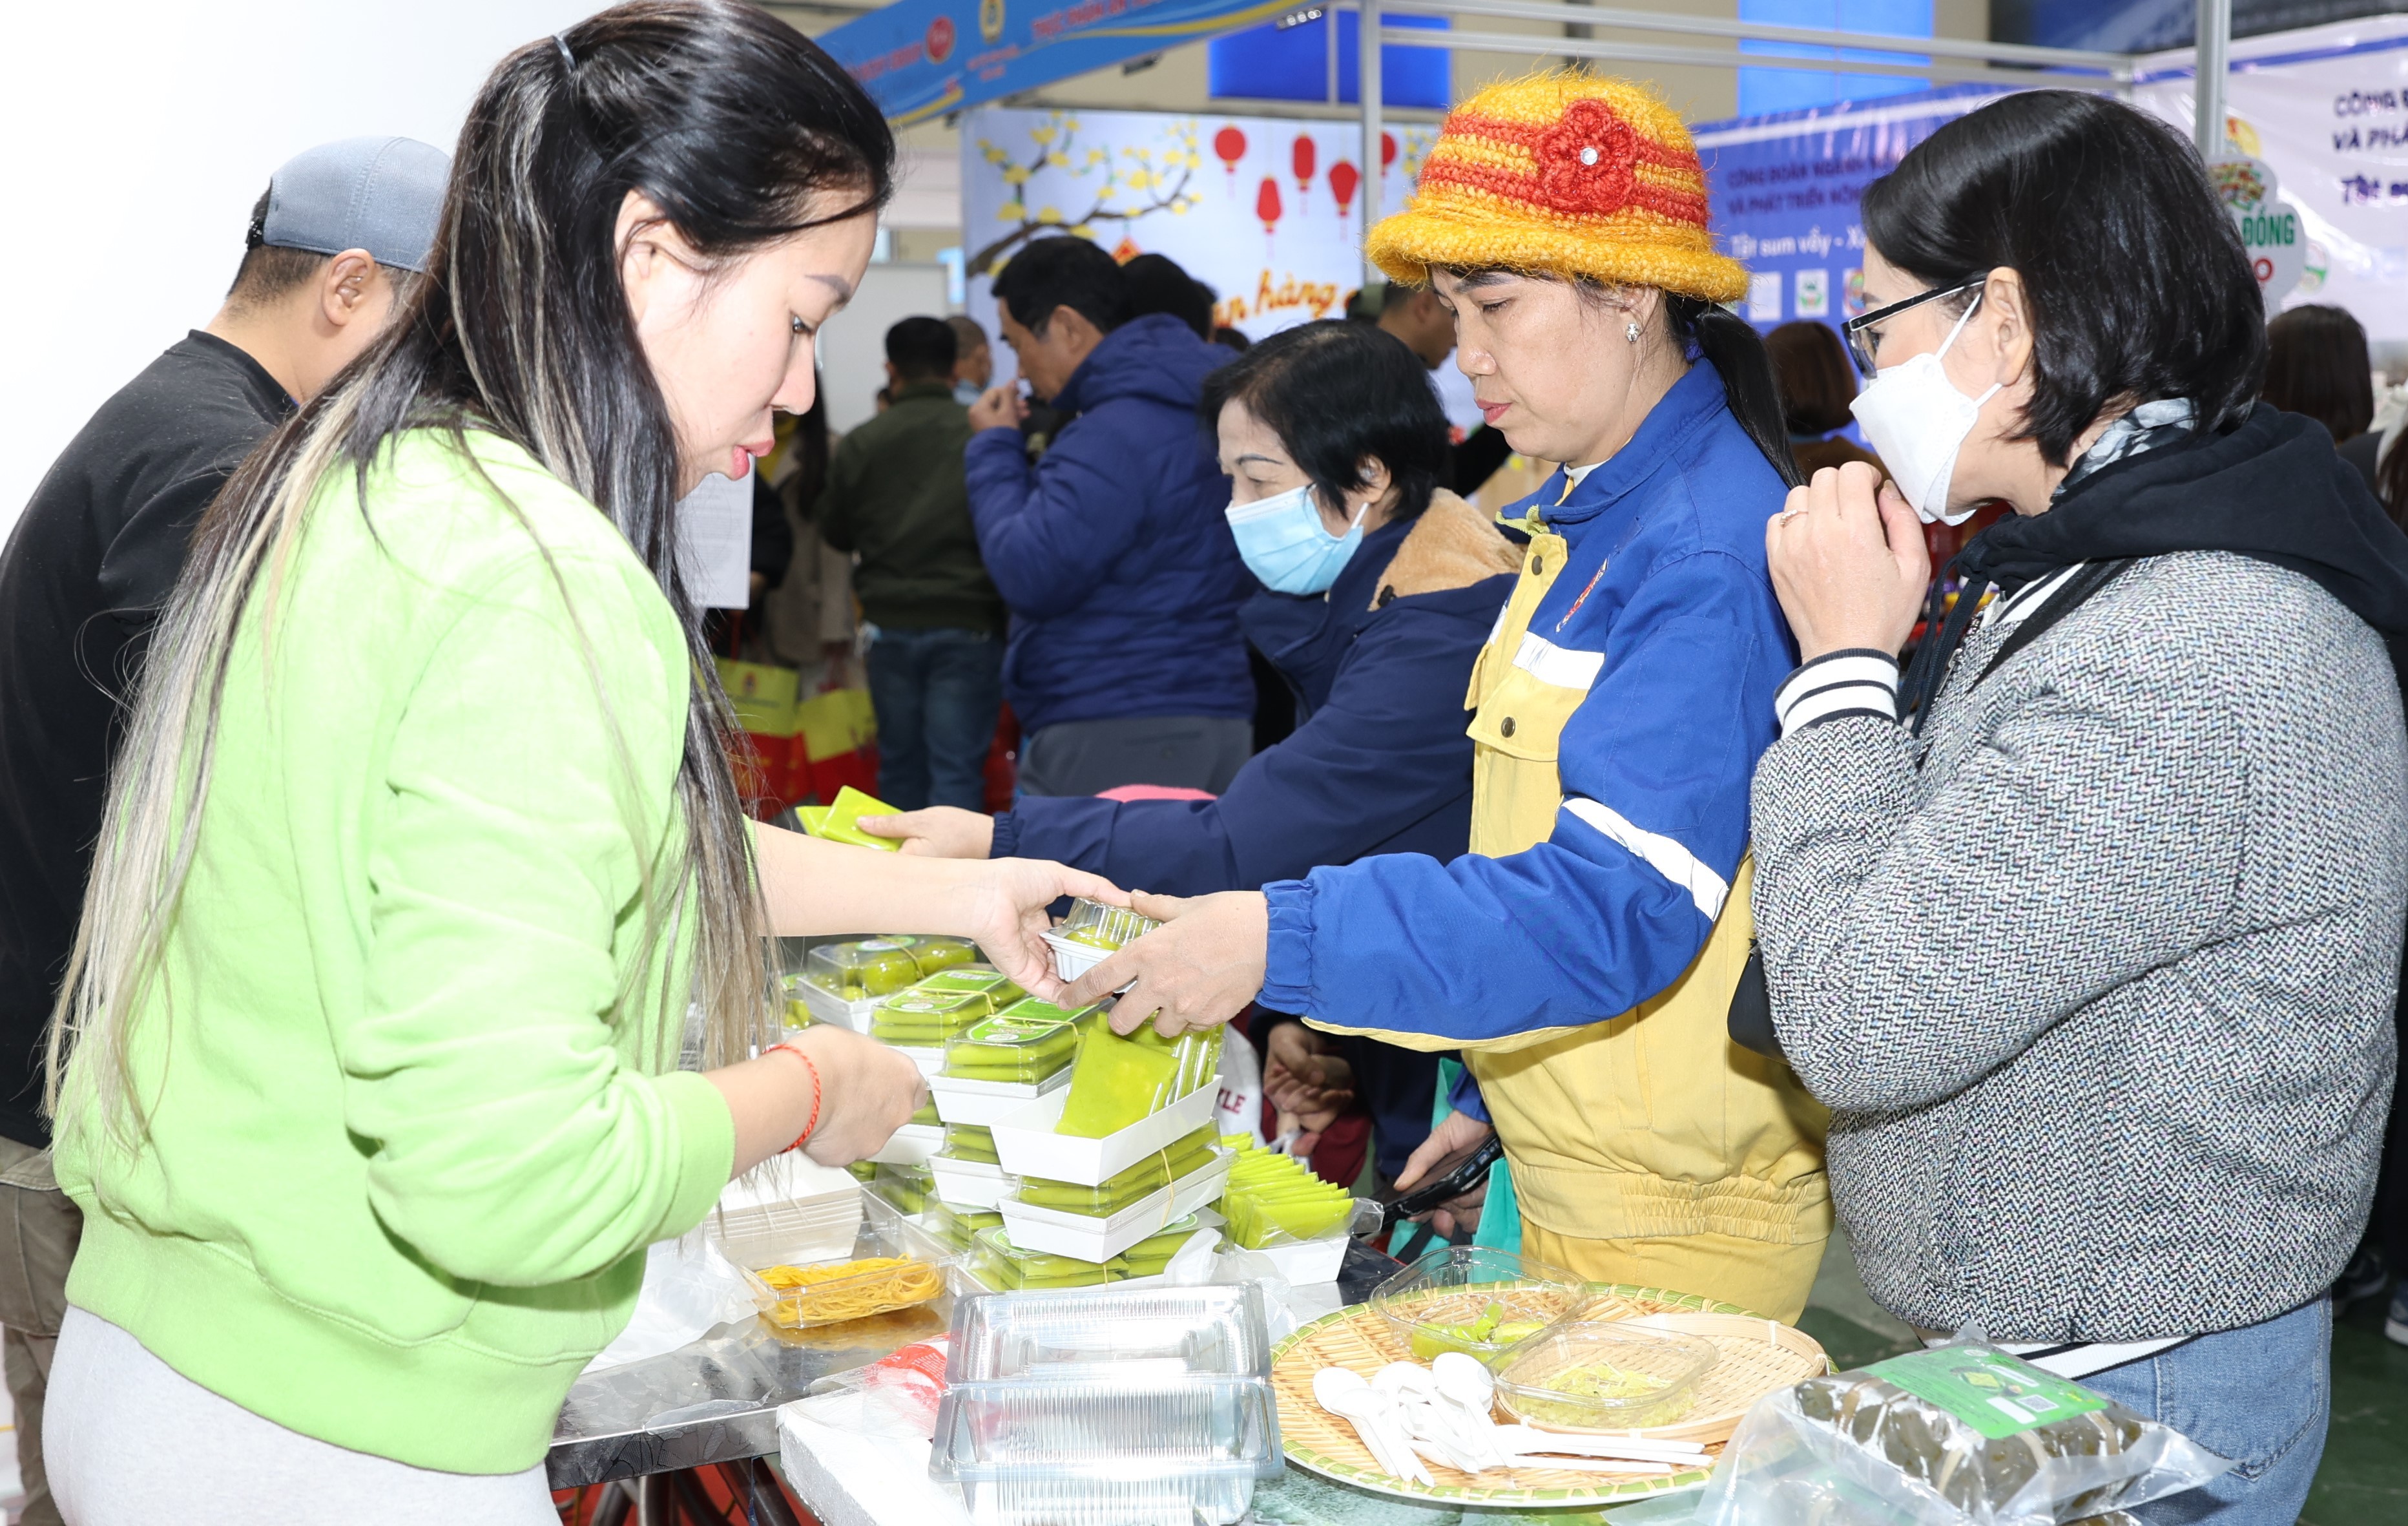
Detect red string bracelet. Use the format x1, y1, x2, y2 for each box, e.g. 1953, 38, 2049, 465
765, 1041, 823, 1153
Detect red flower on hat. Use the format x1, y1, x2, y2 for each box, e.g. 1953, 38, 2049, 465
1533, 98, 1637, 216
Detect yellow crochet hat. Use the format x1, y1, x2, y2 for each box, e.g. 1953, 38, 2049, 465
1365, 72, 1746, 304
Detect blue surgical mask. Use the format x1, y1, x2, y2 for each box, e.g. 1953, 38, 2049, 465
1226, 485, 1365, 596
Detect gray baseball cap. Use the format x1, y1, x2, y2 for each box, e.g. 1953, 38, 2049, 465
256, 136, 450, 273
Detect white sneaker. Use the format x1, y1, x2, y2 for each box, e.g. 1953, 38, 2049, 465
2387, 1286, 2408, 1347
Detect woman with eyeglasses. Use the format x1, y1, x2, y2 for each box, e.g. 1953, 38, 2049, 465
1752, 90, 2408, 1523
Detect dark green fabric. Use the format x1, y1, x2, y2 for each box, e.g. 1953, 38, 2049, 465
814, 381, 1004, 632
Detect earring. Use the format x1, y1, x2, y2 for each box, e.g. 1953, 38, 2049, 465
1624, 320, 1641, 343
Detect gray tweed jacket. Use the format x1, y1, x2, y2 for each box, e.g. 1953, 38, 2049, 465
1752, 550, 2406, 1342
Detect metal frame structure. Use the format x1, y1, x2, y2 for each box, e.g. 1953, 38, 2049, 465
1332, 0, 2233, 273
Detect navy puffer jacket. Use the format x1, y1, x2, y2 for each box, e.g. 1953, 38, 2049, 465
964, 314, 1254, 733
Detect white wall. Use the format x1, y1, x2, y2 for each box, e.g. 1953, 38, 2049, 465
0, 0, 592, 543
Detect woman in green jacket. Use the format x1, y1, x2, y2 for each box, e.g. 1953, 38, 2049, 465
37, 6, 1117, 1519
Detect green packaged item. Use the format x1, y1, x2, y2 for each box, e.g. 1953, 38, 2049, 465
1054, 896, 1161, 951
919, 967, 1022, 1003
1016, 1155, 1174, 1216
1221, 1145, 1354, 1251
1120, 1217, 1206, 1274
927, 1200, 1002, 1251
1054, 1024, 1190, 1138
815, 785, 904, 851
909, 937, 978, 976
871, 1162, 930, 1215
804, 939, 923, 1000
847, 1160, 878, 1182
969, 1226, 1114, 1289
870, 987, 989, 1046
909, 1099, 940, 1127
996, 996, 1098, 1027
937, 1124, 999, 1165
942, 1014, 1079, 1083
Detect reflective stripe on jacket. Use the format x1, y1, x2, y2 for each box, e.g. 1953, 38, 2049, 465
1259, 361, 1831, 1246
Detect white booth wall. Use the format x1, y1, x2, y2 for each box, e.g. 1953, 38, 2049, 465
0, 0, 592, 543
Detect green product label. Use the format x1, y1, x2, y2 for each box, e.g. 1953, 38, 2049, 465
1000, 997, 1097, 1025
1865, 1347, 2110, 1441
963, 1014, 1072, 1043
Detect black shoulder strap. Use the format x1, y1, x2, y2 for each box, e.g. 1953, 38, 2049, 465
1968, 559, 2135, 692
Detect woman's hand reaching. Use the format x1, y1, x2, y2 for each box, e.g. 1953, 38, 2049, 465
1059, 890, 1269, 1035
955, 857, 1129, 1000
1765, 461, 1929, 664
856, 806, 994, 860
1263, 1021, 1354, 1156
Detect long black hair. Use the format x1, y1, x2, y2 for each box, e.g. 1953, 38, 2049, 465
1199, 320, 1449, 521
1668, 295, 1805, 488
1861, 90, 2263, 466
51, 0, 895, 1136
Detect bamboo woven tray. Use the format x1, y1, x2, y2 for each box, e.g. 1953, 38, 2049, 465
1269, 1284, 1830, 1507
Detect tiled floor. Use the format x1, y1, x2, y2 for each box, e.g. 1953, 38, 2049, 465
1802, 1231, 2408, 1523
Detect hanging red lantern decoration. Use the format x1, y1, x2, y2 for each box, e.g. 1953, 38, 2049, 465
1292, 134, 1317, 194
1213, 125, 1247, 187
1256, 176, 1283, 245
1381, 131, 1398, 169
1328, 160, 1360, 218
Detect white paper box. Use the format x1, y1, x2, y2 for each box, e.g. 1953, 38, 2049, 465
867, 1123, 944, 1166
886, 1044, 946, 1078
997, 1151, 1232, 1262
928, 1158, 1014, 1210
988, 1083, 1218, 1187
1040, 930, 1109, 984
926, 1067, 1072, 1127
1247, 1227, 1351, 1286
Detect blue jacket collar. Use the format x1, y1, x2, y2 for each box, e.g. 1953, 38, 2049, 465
1054, 314, 1223, 417
1537, 361, 1730, 527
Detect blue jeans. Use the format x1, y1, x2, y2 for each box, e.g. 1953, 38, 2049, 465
864, 625, 1002, 813
2081, 1297, 2330, 1525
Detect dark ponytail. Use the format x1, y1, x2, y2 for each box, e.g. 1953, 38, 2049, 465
1666, 295, 1805, 489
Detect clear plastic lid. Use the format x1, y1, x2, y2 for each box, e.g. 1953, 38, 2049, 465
917, 966, 1022, 1001
931, 1379, 1281, 1526
1489, 1319, 1720, 1430
1052, 897, 1161, 952
927, 1199, 1004, 1252
938, 1124, 1001, 1165
871, 988, 993, 1047
871, 1161, 933, 1216
909, 936, 980, 977
946, 1281, 1273, 1381
966, 1225, 1115, 1288
1369, 1245, 1588, 1363
942, 1014, 1079, 1082
743, 1197, 953, 1332
803, 938, 925, 999
995, 996, 1101, 1027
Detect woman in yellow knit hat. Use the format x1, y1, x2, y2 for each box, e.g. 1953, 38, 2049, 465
1064, 71, 1832, 1321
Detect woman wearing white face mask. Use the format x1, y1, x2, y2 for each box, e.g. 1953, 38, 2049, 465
868, 320, 1521, 1189
1753, 90, 2408, 1525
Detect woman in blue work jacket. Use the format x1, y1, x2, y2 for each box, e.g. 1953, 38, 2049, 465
869, 319, 1523, 1187
1059, 73, 1835, 1321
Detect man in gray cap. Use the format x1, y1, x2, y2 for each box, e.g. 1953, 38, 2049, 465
0, 134, 446, 1526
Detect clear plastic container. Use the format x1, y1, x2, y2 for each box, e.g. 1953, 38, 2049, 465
919, 967, 1024, 1006
1009, 1129, 1217, 1218
804, 939, 924, 1000
932, 1283, 1280, 1525
1369, 1245, 1588, 1363
939, 1124, 1001, 1165
928, 1199, 1004, 1252
1052, 897, 1161, 953
965, 1226, 1116, 1290
870, 988, 991, 1046
947, 1282, 1274, 1381
995, 996, 1102, 1029
1489, 1319, 1721, 1430
744, 1197, 953, 1331
930, 1376, 1280, 1526
871, 1161, 933, 1217
1117, 1215, 1208, 1277
910, 936, 981, 977
943, 1014, 1081, 1083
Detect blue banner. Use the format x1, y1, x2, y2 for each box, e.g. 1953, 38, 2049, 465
1690, 84, 2011, 334
817, 0, 1298, 125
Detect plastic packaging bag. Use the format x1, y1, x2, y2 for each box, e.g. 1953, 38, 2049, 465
1692, 1338, 2232, 1526
581, 1232, 758, 1375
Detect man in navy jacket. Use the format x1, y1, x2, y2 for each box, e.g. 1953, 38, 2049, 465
966, 236, 1254, 795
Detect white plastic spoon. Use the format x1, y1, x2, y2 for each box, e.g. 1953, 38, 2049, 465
1317, 1375, 1427, 1483
1492, 1424, 1708, 1463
